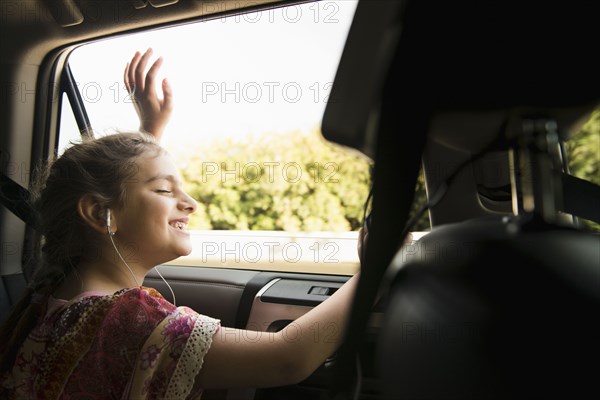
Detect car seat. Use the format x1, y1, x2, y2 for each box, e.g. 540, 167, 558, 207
375, 0, 600, 398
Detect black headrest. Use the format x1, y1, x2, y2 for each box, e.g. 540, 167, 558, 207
323, 0, 600, 154
408, 0, 600, 151
380, 217, 600, 399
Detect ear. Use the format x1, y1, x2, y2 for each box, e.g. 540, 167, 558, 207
77, 195, 114, 235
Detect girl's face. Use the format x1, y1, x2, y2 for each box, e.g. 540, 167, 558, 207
112, 151, 197, 268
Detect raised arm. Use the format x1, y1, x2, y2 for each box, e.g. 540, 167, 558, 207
124, 48, 173, 141
195, 226, 368, 389
196, 273, 359, 389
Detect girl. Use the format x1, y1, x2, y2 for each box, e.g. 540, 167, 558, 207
0, 49, 359, 399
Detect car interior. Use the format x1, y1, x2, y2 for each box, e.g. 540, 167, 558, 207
1, 1, 599, 399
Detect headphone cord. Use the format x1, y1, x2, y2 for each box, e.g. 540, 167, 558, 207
108, 234, 177, 306
108, 233, 140, 287
154, 266, 177, 306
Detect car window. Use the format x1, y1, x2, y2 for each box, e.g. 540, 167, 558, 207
57, 0, 388, 274
564, 107, 600, 231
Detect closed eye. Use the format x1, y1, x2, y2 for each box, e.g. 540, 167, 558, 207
156, 190, 172, 194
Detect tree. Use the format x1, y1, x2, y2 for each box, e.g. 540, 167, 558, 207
179, 127, 373, 232
565, 107, 600, 231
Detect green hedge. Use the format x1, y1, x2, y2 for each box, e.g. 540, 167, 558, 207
566, 108, 600, 231
180, 128, 373, 232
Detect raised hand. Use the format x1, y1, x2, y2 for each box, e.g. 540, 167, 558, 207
124, 48, 173, 141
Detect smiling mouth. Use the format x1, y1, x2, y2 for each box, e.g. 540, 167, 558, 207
169, 221, 188, 231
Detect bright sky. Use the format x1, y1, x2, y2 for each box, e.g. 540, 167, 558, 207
61, 1, 358, 155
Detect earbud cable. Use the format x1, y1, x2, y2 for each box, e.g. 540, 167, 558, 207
108, 234, 177, 306
154, 266, 177, 306
108, 233, 140, 288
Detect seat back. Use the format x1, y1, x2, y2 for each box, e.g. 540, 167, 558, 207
376, 0, 600, 398
380, 218, 600, 398
0, 272, 27, 324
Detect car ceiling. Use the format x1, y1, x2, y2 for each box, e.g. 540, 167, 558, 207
1, 0, 294, 64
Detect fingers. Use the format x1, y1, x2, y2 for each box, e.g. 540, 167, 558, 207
357, 227, 366, 261
123, 48, 172, 140
126, 51, 142, 94
127, 49, 168, 103
144, 56, 163, 100
162, 78, 173, 111
124, 62, 131, 93
135, 48, 153, 93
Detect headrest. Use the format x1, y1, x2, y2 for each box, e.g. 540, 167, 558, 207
323, 0, 600, 155
429, 105, 594, 153
410, 0, 600, 152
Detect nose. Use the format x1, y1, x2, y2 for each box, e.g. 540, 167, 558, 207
178, 191, 198, 214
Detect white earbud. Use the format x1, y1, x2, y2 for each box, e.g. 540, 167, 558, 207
105, 208, 141, 289
106, 209, 114, 235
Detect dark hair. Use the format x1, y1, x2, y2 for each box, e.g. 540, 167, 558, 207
0, 132, 163, 372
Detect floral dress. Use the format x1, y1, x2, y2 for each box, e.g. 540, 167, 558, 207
1, 287, 220, 399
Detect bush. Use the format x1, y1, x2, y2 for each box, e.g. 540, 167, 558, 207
565, 107, 600, 231
180, 128, 373, 232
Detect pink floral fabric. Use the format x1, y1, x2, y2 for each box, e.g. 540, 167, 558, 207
1, 287, 220, 399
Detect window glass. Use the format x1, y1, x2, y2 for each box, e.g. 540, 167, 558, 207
61, 1, 379, 273
57, 93, 83, 155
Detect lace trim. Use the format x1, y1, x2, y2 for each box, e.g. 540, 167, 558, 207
164, 314, 220, 399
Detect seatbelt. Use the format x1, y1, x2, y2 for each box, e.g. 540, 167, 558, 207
562, 173, 600, 225
0, 63, 89, 230
0, 172, 36, 227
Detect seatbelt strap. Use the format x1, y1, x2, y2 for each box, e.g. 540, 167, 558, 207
561, 173, 600, 225
0, 172, 36, 227
0, 64, 87, 231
